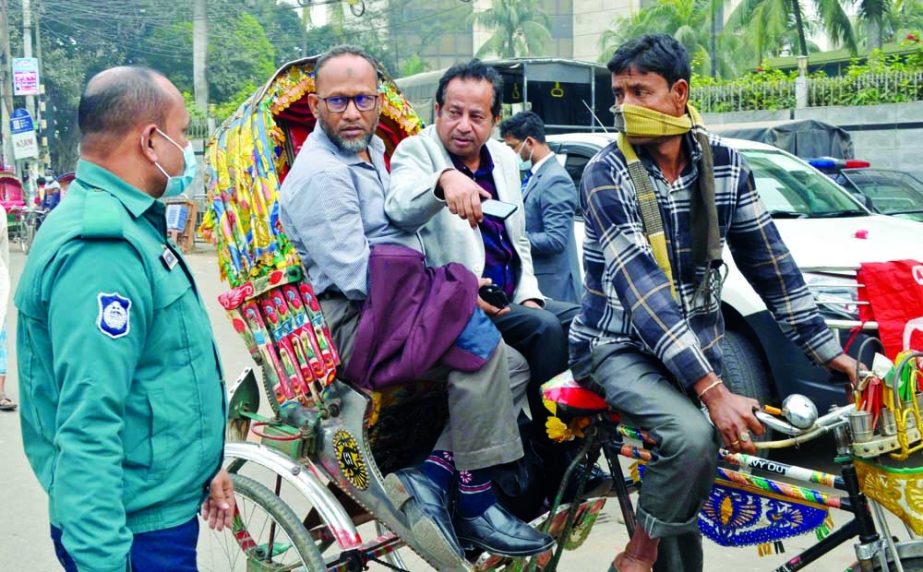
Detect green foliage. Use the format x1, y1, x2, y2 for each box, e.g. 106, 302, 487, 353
599, 0, 755, 78
401, 55, 428, 77
208, 13, 276, 103
472, 0, 552, 58
32, 0, 354, 172
212, 82, 259, 123
691, 43, 923, 112
690, 66, 798, 112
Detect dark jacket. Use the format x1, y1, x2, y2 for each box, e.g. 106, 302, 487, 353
523, 156, 582, 303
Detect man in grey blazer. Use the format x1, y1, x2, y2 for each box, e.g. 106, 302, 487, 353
386, 60, 608, 506
499, 111, 582, 305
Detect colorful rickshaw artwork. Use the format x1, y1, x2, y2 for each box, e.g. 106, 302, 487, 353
199, 55, 424, 414
199, 54, 609, 572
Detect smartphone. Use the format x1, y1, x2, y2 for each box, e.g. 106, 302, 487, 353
478, 284, 510, 309
481, 199, 518, 220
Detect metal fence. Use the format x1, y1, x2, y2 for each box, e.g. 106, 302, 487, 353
189, 117, 211, 140
692, 72, 923, 112
692, 81, 795, 113
808, 72, 923, 107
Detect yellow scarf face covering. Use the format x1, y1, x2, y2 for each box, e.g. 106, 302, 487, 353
611, 103, 693, 138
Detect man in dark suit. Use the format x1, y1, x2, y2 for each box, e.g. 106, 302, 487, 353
500, 111, 582, 304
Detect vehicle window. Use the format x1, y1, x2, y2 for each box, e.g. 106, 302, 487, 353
841, 169, 923, 215
564, 153, 591, 192
739, 149, 866, 217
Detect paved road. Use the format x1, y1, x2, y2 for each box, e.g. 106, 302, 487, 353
0, 248, 909, 571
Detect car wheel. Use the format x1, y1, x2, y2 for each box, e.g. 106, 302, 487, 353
721, 330, 774, 452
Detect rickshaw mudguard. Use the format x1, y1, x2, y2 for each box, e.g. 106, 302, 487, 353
315, 379, 472, 571
223, 441, 363, 550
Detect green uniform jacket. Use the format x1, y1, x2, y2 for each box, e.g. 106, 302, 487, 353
15, 160, 226, 572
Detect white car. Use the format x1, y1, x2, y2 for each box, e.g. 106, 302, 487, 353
547, 133, 923, 413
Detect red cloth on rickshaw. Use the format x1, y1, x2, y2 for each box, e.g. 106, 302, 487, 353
857, 259, 923, 358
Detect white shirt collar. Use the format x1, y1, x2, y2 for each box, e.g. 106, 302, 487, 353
530, 151, 555, 175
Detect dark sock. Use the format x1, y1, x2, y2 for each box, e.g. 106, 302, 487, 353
421, 450, 455, 490
457, 468, 497, 518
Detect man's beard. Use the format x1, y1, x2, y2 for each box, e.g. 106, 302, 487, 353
319, 117, 377, 153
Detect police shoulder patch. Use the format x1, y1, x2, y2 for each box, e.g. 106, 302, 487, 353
97, 292, 132, 339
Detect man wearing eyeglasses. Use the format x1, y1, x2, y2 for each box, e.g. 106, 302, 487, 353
278, 46, 553, 567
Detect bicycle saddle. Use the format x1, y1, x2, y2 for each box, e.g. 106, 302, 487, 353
541, 371, 611, 418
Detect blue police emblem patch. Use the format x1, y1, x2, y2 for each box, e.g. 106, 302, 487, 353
97, 292, 132, 339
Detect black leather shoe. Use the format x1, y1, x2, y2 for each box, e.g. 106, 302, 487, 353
561, 463, 612, 502
455, 502, 555, 557
384, 468, 465, 563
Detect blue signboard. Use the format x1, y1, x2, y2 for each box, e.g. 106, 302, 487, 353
11, 108, 34, 134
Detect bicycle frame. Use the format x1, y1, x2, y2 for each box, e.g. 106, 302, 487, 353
543, 414, 902, 572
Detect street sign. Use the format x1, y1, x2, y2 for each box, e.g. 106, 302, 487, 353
12, 58, 39, 96
10, 108, 38, 160
11, 108, 34, 133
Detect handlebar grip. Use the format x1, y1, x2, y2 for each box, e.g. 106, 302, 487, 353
761, 405, 783, 417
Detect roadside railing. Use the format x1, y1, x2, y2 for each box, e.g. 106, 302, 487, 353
189, 117, 211, 140
693, 81, 795, 113
692, 71, 923, 112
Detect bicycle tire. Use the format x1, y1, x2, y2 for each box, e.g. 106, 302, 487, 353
721, 329, 774, 453
199, 473, 325, 572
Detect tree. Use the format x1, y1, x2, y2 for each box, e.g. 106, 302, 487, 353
599, 0, 754, 78
471, 0, 552, 58
858, 0, 891, 49
382, 0, 473, 76
725, 0, 856, 62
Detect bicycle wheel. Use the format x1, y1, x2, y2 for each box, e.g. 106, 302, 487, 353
198, 473, 325, 572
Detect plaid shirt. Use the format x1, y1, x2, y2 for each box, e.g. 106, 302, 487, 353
569, 131, 843, 389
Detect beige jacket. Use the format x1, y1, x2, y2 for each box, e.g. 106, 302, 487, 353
385, 125, 543, 304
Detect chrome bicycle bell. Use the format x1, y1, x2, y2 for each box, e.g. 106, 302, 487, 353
782, 394, 818, 429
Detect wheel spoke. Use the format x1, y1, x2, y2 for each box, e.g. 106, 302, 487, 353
198, 473, 323, 571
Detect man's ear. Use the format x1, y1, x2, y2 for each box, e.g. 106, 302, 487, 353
139, 124, 159, 162
434, 102, 441, 118
671, 79, 690, 113
307, 93, 320, 116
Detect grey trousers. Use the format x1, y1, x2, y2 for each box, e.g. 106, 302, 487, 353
588, 344, 719, 572
320, 296, 528, 471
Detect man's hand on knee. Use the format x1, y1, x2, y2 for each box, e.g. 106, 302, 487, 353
695, 376, 764, 454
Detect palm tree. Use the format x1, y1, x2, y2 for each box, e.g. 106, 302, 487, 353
725, 0, 855, 62
598, 0, 753, 78
471, 0, 552, 58
857, 0, 891, 49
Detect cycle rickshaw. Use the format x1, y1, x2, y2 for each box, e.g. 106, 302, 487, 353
198, 55, 923, 571
197, 56, 606, 571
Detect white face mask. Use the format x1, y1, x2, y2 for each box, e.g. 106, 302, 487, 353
516, 140, 533, 171
146, 128, 197, 197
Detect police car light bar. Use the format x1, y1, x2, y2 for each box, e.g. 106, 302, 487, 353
808, 157, 871, 170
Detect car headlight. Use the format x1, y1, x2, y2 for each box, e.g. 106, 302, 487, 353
802, 272, 861, 320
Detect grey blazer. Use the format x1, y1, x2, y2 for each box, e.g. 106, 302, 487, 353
522, 155, 582, 304
385, 126, 544, 304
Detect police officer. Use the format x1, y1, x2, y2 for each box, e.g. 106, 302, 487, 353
15, 66, 232, 572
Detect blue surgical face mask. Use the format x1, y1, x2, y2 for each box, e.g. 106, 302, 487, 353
152, 128, 197, 197
516, 140, 533, 172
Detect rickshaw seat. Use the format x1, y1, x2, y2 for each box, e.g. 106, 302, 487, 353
541, 371, 612, 419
